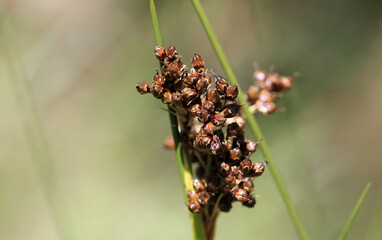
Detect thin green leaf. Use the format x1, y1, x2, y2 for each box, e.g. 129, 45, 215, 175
338, 183, 371, 240
190, 0, 309, 239
149, 1, 206, 239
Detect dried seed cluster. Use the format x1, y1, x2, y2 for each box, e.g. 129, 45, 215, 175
137, 45, 292, 217
245, 68, 294, 114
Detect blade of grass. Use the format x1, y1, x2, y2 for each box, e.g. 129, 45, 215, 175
338, 183, 371, 240
190, 0, 309, 239
0, 6, 73, 240
149, 1, 206, 239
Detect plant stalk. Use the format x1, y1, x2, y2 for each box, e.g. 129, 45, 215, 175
190, 0, 309, 239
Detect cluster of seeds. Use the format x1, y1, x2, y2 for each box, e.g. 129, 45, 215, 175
245, 68, 294, 114
137, 45, 292, 218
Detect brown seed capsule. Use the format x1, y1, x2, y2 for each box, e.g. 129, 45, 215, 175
198, 191, 210, 205
193, 179, 206, 192
224, 174, 237, 188
255, 101, 276, 114
281, 76, 293, 89
190, 104, 202, 116
246, 140, 259, 154
164, 136, 175, 150
188, 201, 201, 213
191, 53, 204, 71
154, 45, 166, 62
240, 159, 252, 174
227, 122, 244, 137
181, 87, 197, 102
253, 70, 267, 84
222, 103, 241, 118
215, 76, 228, 94
162, 91, 172, 104
258, 89, 274, 102
242, 196, 256, 208
151, 84, 164, 98
196, 75, 211, 92
225, 84, 238, 100
211, 112, 226, 127
231, 188, 248, 202
166, 45, 178, 61
136, 81, 151, 94
265, 73, 283, 92
171, 92, 182, 105
162, 59, 182, 79
210, 135, 222, 154
203, 122, 216, 135
230, 165, 240, 176
246, 85, 260, 103
207, 89, 220, 104
220, 162, 230, 176
202, 100, 215, 113
152, 72, 165, 85
187, 190, 198, 202
198, 109, 210, 123
242, 177, 254, 192
194, 134, 212, 149
250, 162, 266, 177
230, 147, 241, 161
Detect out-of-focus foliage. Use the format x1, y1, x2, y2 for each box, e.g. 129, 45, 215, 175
0, 0, 381, 239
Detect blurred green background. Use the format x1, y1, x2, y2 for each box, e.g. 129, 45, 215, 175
1, 0, 382, 239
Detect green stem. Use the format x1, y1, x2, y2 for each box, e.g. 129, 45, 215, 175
190, 0, 309, 239
149, 1, 206, 239
338, 183, 371, 240
0, 6, 73, 240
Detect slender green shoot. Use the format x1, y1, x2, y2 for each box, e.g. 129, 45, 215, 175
149, 1, 206, 239
338, 183, 371, 240
190, 0, 309, 239
0, 6, 73, 240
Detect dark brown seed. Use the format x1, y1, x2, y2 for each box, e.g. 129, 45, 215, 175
171, 92, 182, 105
154, 45, 166, 62
166, 45, 178, 61
211, 112, 226, 127
231, 188, 248, 202
152, 84, 164, 98
163, 136, 175, 150
215, 76, 228, 94
220, 162, 230, 176
202, 100, 215, 113
181, 87, 197, 102
222, 103, 241, 118
203, 122, 216, 135
242, 196, 256, 208
230, 166, 240, 176
230, 147, 241, 161
227, 122, 244, 137
191, 53, 204, 71
190, 104, 202, 116
219, 195, 233, 212
198, 109, 210, 123
210, 135, 222, 154
224, 174, 237, 188
188, 201, 201, 213
240, 159, 252, 174
242, 178, 254, 192
246, 85, 260, 103
225, 84, 238, 100
152, 72, 165, 85
250, 162, 266, 177
194, 135, 212, 149
136, 81, 151, 94
207, 89, 220, 104
265, 74, 283, 92
197, 191, 210, 205
193, 179, 206, 192
162, 60, 182, 79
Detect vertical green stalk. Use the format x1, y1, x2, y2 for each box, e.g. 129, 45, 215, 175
338, 183, 371, 240
149, 1, 206, 239
189, 0, 309, 239
0, 7, 73, 240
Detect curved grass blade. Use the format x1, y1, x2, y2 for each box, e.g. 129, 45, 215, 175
189, 0, 309, 239
149, 1, 206, 239
338, 183, 371, 240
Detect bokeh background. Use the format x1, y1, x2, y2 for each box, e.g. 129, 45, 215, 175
1, 0, 382, 239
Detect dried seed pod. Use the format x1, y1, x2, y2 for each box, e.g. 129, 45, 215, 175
281, 76, 293, 89
194, 134, 212, 149
240, 159, 252, 174
224, 174, 237, 188
162, 91, 172, 104
215, 76, 228, 94
246, 140, 259, 155
242, 195, 256, 208
181, 87, 197, 102
166, 45, 178, 61
220, 162, 230, 176
241, 177, 254, 192
207, 89, 220, 104
162, 59, 182, 79
164, 136, 175, 150
202, 100, 215, 113
193, 179, 206, 192
198, 191, 210, 205
227, 122, 244, 137
226, 84, 238, 100
136, 81, 151, 94
250, 162, 266, 177
188, 201, 201, 213
171, 92, 182, 105
210, 135, 222, 154
203, 122, 216, 135
198, 109, 210, 123
246, 85, 260, 103
253, 70, 267, 84
265, 73, 283, 92
152, 72, 165, 85
230, 165, 240, 176
211, 112, 226, 127
258, 89, 274, 102
222, 103, 241, 118
152, 84, 164, 98
191, 53, 204, 71
231, 188, 248, 202
230, 147, 241, 161
196, 75, 211, 92
190, 104, 202, 116
255, 101, 276, 114
154, 45, 166, 62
